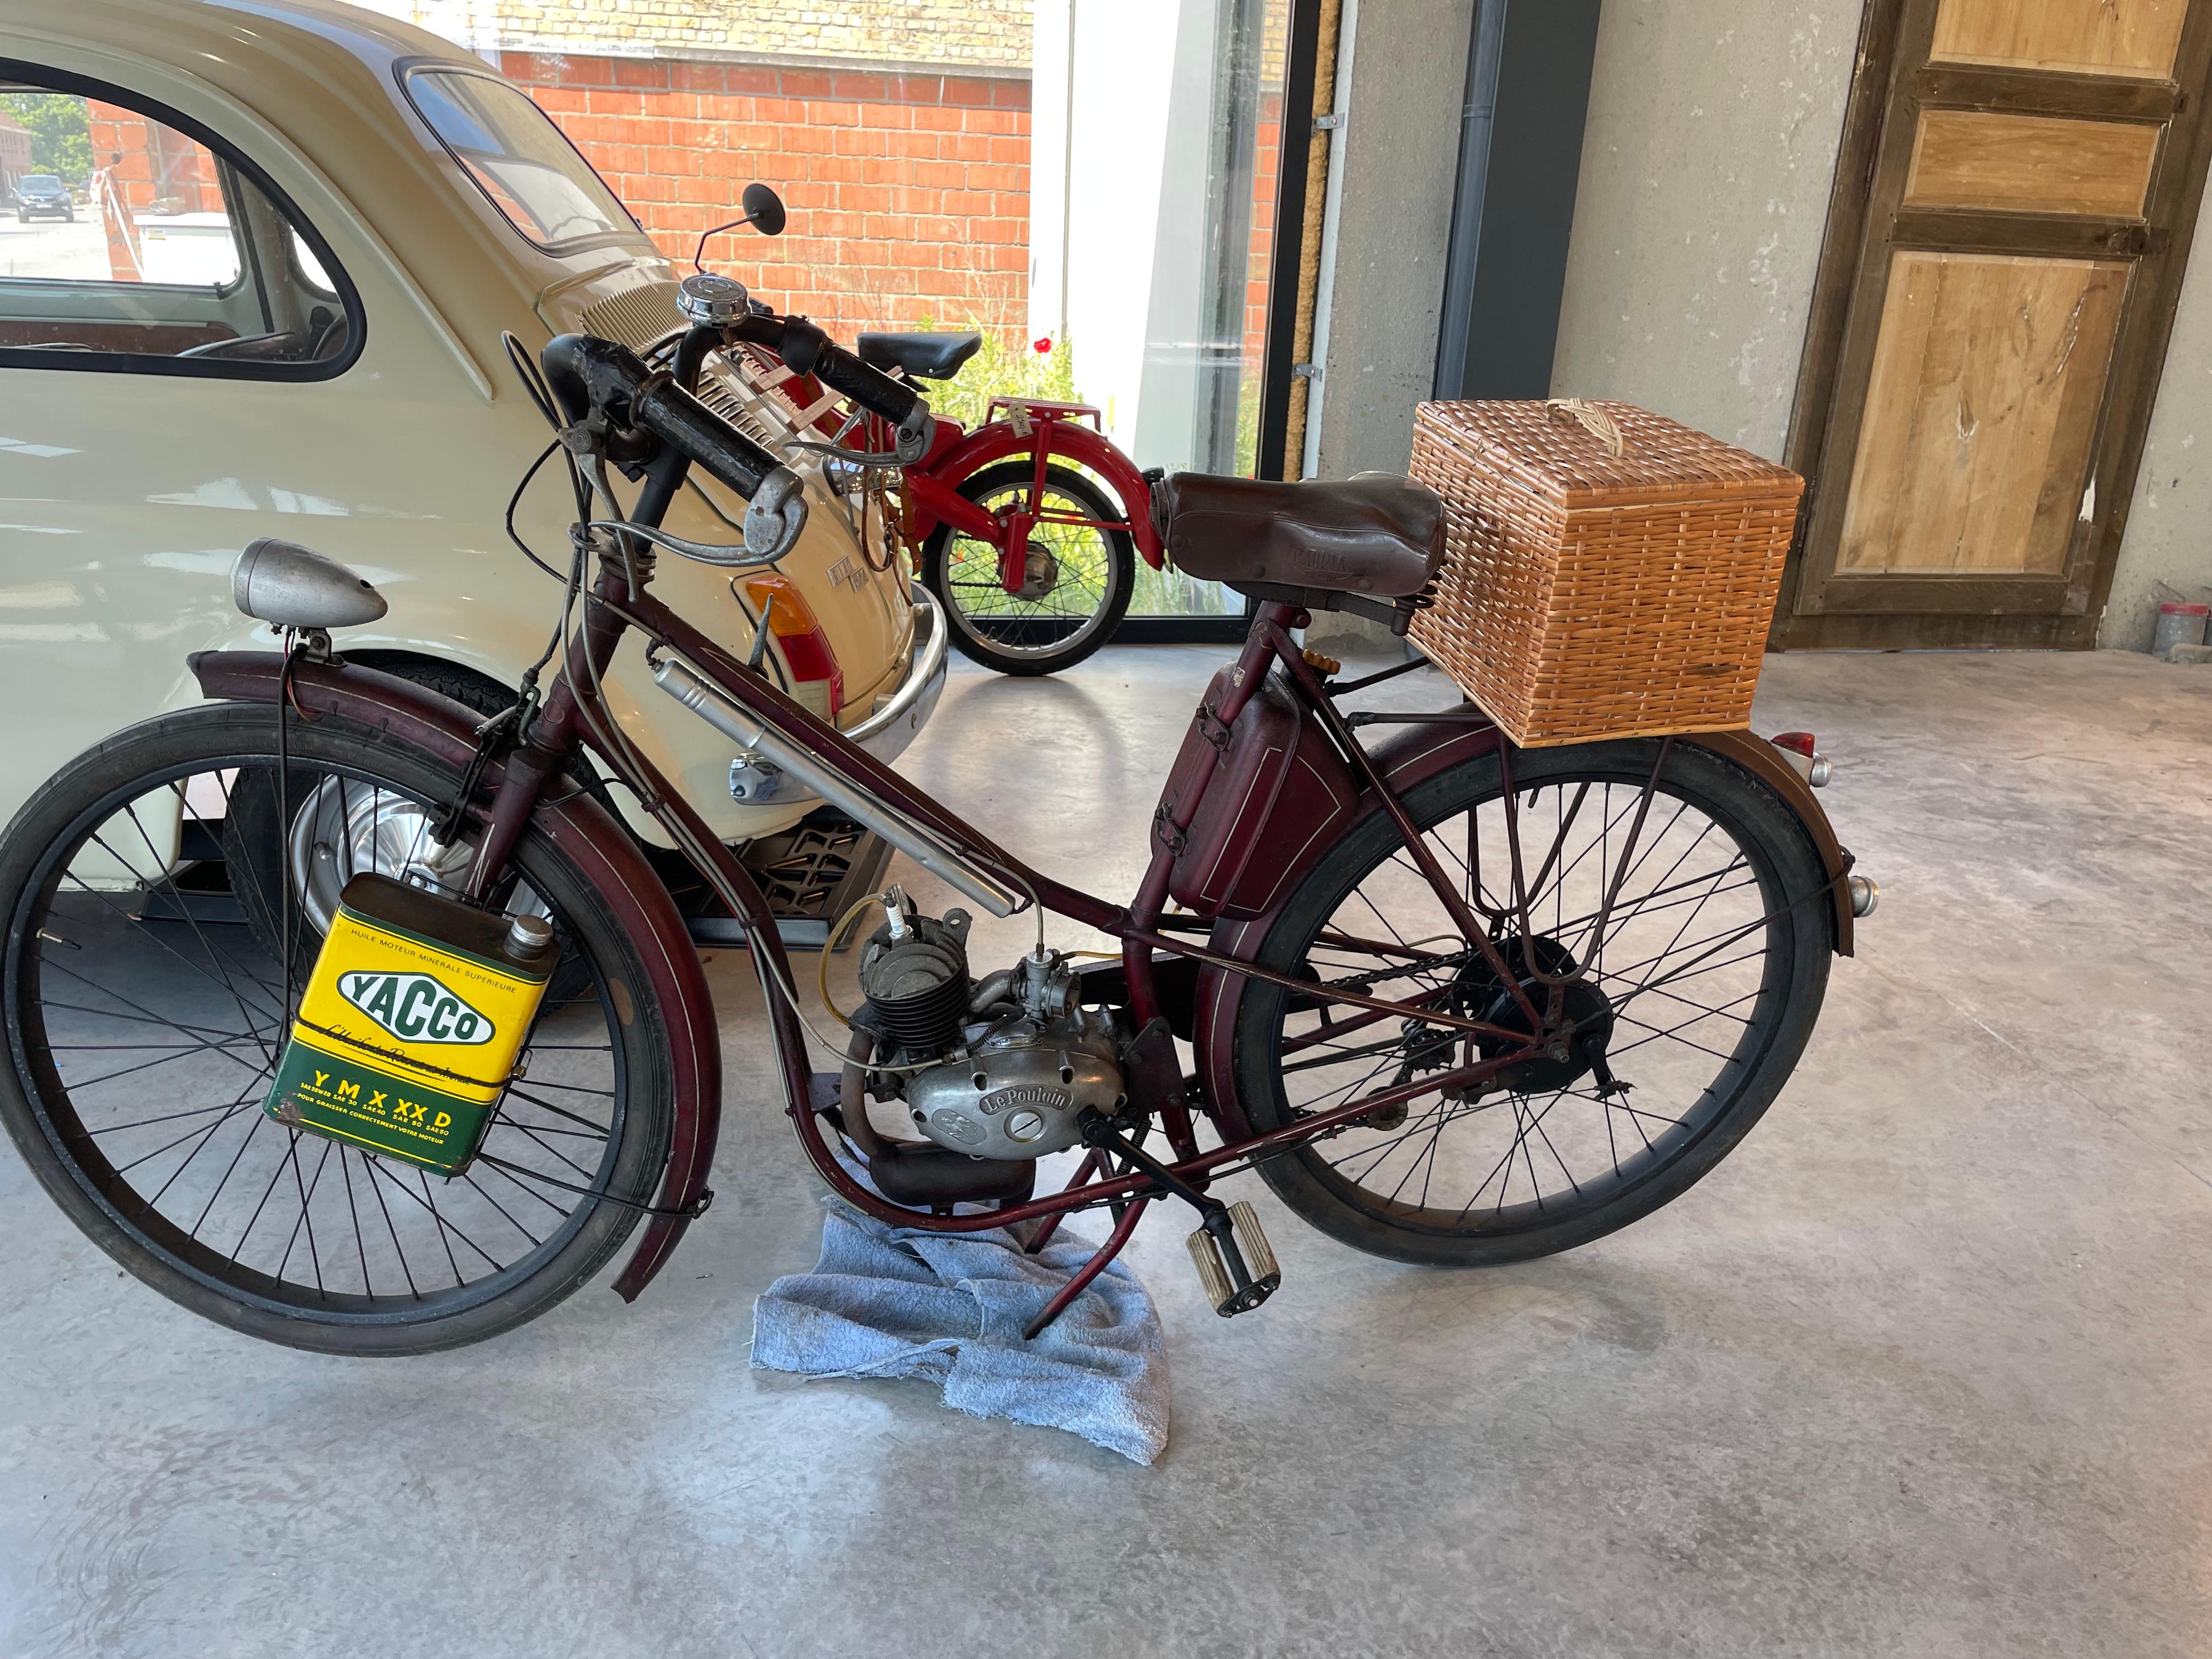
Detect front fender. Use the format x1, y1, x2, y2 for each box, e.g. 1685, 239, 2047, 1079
1190, 719, 1857, 1140
187, 650, 720, 1302
915, 419, 1164, 566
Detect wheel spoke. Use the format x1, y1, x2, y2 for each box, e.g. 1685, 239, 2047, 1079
7, 742, 631, 1339
1257, 752, 1796, 1238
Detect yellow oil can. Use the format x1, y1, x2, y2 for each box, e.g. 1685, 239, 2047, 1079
263, 872, 557, 1176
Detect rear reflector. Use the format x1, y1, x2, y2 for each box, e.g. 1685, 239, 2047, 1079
1769, 731, 1831, 787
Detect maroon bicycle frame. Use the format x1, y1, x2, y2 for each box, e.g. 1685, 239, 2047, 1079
194, 541, 1855, 1301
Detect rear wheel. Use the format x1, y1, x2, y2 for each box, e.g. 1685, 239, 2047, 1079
0, 703, 673, 1354
1233, 740, 1830, 1266
921, 460, 1136, 675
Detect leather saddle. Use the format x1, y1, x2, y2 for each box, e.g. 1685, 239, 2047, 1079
855, 330, 983, 381
1150, 472, 1446, 632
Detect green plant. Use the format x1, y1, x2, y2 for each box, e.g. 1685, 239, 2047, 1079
2, 93, 93, 188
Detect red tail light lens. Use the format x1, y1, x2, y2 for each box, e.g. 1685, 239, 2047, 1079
744, 574, 844, 719
1770, 731, 1816, 757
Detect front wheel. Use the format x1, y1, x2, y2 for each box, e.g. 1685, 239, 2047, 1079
920, 460, 1136, 675
0, 702, 674, 1354
1233, 740, 1831, 1267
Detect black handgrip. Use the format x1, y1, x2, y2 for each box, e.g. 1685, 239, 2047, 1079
633, 379, 780, 500
774, 316, 921, 426
540, 332, 782, 499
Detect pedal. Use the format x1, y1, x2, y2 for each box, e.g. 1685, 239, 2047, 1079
1186, 1200, 1281, 1318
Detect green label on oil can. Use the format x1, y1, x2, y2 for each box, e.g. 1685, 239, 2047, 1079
263, 1035, 493, 1176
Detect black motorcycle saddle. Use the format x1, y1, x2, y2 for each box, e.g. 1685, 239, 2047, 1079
855, 331, 983, 381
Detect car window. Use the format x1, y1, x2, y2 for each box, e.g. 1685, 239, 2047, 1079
0, 74, 359, 376
404, 69, 641, 253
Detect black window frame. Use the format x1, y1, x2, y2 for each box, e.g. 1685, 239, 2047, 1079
0, 59, 367, 383
396, 59, 651, 260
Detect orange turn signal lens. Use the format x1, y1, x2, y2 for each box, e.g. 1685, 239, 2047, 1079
744, 574, 844, 718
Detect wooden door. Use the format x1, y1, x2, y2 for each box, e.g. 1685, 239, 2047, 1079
1778, 0, 2212, 648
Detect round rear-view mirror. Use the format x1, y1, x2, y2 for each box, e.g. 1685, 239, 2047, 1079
743, 182, 787, 237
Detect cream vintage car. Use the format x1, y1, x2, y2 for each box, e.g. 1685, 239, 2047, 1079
0, 0, 942, 919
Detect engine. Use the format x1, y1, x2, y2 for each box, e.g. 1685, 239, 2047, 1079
855, 889, 1124, 1161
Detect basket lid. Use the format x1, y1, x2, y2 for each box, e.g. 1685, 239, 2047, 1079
1414, 399, 1802, 507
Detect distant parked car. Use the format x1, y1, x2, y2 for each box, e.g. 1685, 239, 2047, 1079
0, 0, 944, 908
11, 173, 72, 221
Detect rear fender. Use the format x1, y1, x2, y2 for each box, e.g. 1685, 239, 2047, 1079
912, 419, 1164, 566
187, 650, 720, 1302
1190, 718, 1855, 1140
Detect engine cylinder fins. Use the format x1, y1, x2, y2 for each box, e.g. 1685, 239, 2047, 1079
856, 891, 972, 1056
862, 951, 969, 1051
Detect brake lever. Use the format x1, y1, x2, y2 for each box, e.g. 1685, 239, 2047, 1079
581, 464, 808, 568
742, 465, 810, 559
894, 406, 936, 465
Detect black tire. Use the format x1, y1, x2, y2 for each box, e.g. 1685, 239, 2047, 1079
921, 460, 1135, 675
1233, 740, 1830, 1267
0, 702, 673, 1355
357, 654, 516, 719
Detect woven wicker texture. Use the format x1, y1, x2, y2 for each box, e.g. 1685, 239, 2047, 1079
1408, 400, 1803, 748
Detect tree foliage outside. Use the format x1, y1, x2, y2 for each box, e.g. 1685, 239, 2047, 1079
2, 93, 93, 188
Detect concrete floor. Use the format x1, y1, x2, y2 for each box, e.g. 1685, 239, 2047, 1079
4, 645, 2211, 1658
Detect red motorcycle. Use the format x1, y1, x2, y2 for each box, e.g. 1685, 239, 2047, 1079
698, 187, 1159, 675
0, 291, 1872, 1354
877, 351, 1158, 677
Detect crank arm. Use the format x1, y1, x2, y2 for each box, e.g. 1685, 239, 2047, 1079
1075, 1108, 1279, 1316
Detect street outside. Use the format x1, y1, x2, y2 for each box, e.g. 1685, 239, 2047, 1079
0, 211, 106, 282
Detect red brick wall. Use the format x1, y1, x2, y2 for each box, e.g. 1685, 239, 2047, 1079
88, 99, 226, 280
500, 53, 1032, 342
88, 101, 220, 213
0, 119, 31, 183
1245, 94, 1280, 369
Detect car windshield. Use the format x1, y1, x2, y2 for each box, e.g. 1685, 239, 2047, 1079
404, 69, 642, 252
21, 177, 60, 190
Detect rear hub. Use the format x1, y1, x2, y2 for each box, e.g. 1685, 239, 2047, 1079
1396, 935, 1623, 1099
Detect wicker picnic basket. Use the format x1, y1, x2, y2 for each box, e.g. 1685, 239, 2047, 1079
1408, 399, 1803, 748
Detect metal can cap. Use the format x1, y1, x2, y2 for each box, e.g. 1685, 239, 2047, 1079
506, 912, 554, 957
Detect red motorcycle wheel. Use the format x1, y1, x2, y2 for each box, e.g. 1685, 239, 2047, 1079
919, 461, 1136, 676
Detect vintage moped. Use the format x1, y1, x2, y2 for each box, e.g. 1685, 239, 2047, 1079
0, 284, 1870, 1352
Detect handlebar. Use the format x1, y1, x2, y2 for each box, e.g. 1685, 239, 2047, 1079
540, 332, 808, 560
724, 313, 935, 462
539, 296, 939, 562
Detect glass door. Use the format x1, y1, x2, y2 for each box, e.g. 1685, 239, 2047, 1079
1029, 0, 1299, 619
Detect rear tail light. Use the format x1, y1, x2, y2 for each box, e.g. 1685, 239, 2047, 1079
744, 574, 844, 721
1769, 731, 1831, 787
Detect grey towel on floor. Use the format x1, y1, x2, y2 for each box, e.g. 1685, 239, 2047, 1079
751, 1198, 1170, 1464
